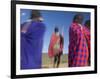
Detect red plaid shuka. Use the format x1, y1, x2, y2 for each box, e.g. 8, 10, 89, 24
83, 26, 90, 65
48, 33, 60, 58
48, 33, 64, 58
68, 23, 89, 67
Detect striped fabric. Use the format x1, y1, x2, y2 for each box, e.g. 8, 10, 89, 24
68, 23, 89, 67
83, 26, 90, 66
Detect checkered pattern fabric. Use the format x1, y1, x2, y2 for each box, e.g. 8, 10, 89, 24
68, 23, 89, 67
83, 27, 90, 53
83, 26, 90, 65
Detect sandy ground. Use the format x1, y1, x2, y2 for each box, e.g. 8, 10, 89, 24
42, 63, 68, 68
42, 53, 68, 68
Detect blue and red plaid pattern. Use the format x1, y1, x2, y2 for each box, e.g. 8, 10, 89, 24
68, 23, 89, 67
83, 26, 90, 66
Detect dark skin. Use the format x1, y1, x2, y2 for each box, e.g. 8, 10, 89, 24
53, 53, 61, 68
84, 20, 90, 30
73, 14, 84, 24
53, 27, 60, 68
30, 10, 43, 22
53, 33, 64, 68
32, 17, 43, 22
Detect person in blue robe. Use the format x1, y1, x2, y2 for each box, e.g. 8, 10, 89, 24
21, 10, 46, 69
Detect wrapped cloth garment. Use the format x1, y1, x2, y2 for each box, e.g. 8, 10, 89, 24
83, 26, 90, 54
68, 23, 89, 67
48, 33, 63, 58
83, 26, 90, 65
21, 21, 46, 69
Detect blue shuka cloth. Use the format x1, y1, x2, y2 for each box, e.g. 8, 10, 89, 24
21, 21, 46, 69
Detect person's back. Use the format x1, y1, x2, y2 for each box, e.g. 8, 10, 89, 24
83, 20, 90, 66
59, 34, 64, 54
68, 14, 89, 67
21, 21, 46, 69
21, 10, 46, 69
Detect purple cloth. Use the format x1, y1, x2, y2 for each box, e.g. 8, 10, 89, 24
21, 21, 46, 69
